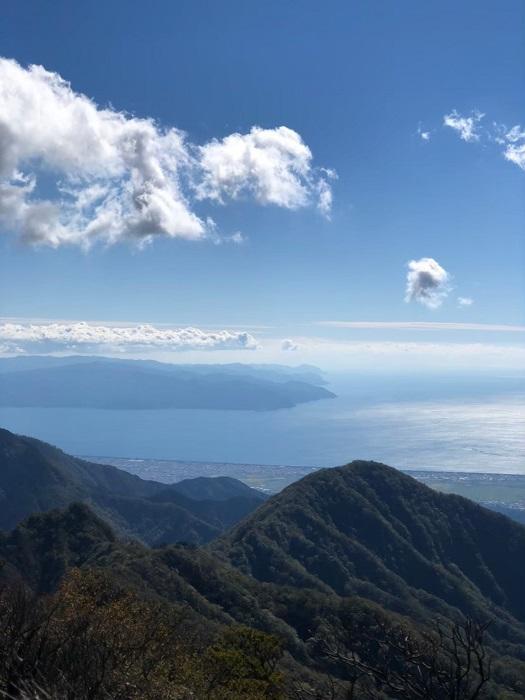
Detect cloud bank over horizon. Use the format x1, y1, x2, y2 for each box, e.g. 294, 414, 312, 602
0, 319, 521, 372
0, 321, 258, 354
0, 58, 333, 249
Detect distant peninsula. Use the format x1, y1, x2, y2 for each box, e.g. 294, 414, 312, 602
0, 356, 336, 411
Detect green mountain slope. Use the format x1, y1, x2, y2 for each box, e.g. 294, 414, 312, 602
0, 428, 264, 545
0, 503, 303, 648
213, 461, 525, 643
2, 498, 525, 698
2, 430, 525, 695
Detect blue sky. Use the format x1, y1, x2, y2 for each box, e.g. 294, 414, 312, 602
0, 0, 524, 369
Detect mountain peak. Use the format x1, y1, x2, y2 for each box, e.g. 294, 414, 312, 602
214, 460, 525, 635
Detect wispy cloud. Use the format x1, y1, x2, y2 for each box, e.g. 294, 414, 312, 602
405, 257, 450, 309
501, 125, 525, 170
270, 336, 525, 369
443, 109, 525, 171
457, 297, 474, 307
228, 231, 245, 244
0, 58, 333, 249
443, 110, 484, 142
0, 321, 259, 354
317, 321, 525, 332
258, 334, 525, 372
209, 228, 246, 245
417, 124, 431, 141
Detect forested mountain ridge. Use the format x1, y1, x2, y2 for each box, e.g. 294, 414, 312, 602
1, 499, 525, 698
2, 429, 525, 697
167, 475, 264, 501
213, 461, 525, 640
0, 428, 265, 544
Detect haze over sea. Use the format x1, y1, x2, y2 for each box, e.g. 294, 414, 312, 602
0, 370, 523, 475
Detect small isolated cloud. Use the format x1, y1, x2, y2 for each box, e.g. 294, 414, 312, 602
0, 58, 333, 249
0, 321, 258, 354
405, 257, 450, 309
443, 110, 484, 142
457, 297, 474, 307
417, 124, 431, 141
281, 338, 300, 351
196, 126, 333, 215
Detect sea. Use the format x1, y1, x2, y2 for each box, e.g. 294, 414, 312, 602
0, 370, 523, 477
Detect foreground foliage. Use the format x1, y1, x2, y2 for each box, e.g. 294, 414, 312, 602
0, 570, 285, 699
1, 566, 523, 699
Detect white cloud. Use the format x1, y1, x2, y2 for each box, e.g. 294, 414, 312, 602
442, 109, 525, 172
457, 297, 474, 307
196, 126, 333, 214
502, 125, 525, 170
281, 338, 300, 351
0, 58, 203, 247
443, 110, 484, 142
405, 257, 450, 309
0, 321, 258, 354
504, 143, 525, 170
0, 58, 332, 248
504, 125, 525, 143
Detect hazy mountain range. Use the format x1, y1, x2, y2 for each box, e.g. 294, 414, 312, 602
0, 356, 335, 410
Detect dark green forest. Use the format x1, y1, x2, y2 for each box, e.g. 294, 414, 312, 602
1, 429, 525, 698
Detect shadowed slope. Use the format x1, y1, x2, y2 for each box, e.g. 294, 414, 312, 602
0, 428, 265, 545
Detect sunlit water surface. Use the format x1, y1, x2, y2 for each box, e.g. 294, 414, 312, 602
0, 372, 523, 474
